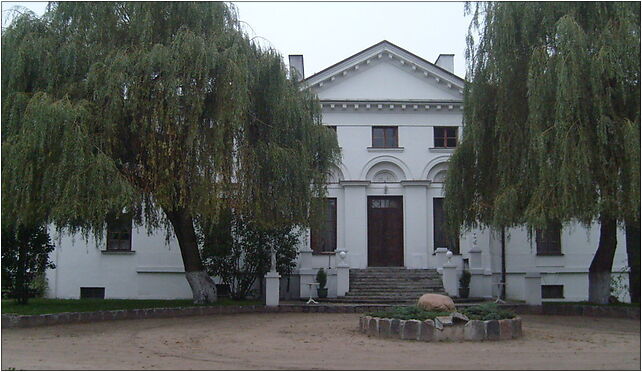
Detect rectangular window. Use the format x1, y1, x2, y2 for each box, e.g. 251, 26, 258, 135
80, 287, 105, 299
433, 198, 460, 254
372, 126, 398, 148
541, 285, 564, 299
311, 198, 337, 253
536, 222, 562, 255
434, 126, 458, 148
106, 213, 132, 251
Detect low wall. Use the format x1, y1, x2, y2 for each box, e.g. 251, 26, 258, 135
541, 303, 640, 319
359, 315, 522, 342
1, 304, 393, 329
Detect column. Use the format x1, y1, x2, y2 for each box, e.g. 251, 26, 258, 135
340, 181, 369, 268
401, 181, 431, 268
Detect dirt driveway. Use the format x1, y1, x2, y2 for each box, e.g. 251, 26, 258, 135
2, 313, 640, 370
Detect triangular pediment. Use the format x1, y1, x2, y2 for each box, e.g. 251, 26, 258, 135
303, 41, 464, 102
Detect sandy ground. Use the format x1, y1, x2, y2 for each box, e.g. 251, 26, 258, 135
1, 313, 640, 370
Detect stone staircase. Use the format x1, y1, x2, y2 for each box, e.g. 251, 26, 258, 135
339, 268, 446, 303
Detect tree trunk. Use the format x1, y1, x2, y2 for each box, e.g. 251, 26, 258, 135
625, 219, 640, 303
588, 216, 618, 304
165, 207, 217, 304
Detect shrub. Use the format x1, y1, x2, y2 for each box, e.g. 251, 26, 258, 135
460, 303, 516, 320
459, 270, 471, 288
316, 268, 327, 289
1, 223, 55, 304
366, 306, 450, 321
201, 210, 300, 300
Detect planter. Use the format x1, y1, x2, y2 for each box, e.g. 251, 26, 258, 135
317, 288, 328, 298
459, 287, 470, 298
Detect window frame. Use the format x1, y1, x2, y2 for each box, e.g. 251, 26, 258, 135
541, 285, 564, 299
536, 222, 562, 256
433, 126, 458, 148
372, 126, 399, 148
310, 198, 338, 254
106, 213, 133, 252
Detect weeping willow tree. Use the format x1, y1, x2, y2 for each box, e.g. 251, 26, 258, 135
2, 2, 340, 303
445, 2, 640, 304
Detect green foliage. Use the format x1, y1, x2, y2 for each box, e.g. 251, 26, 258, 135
1, 1, 340, 242
316, 268, 327, 289
1, 223, 55, 304
201, 212, 300, 300
460, 303, 516, 321
445, 3, 640, 234
366, 306, 450, 321
459, 270, 471, 289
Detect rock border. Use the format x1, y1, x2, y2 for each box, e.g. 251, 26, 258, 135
359, 315, 522, 342
1, 304, 394, 329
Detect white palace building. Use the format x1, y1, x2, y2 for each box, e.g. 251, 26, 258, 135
45, 41, 631, 304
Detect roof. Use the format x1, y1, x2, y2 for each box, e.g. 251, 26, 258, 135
303, 40, 465, 87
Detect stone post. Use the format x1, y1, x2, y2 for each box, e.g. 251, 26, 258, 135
469, 232, 492, 298
434, 247, 449, 274
265, 270, 281, 307
336, 250, 350, 297
523, 272, 542, 305
442, 251, 459, 297
468, 232, 482, 269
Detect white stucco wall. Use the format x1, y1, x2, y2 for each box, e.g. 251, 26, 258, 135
46, 226, 192, 299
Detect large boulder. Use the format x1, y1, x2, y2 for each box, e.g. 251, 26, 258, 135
417, 293, 456, 312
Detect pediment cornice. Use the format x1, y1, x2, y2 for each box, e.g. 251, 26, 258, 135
302, 40, 465, 95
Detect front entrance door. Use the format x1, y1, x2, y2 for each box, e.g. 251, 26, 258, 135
367, 196, 404, 267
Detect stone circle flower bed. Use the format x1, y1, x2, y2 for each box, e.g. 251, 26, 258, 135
359, 303, 522, 342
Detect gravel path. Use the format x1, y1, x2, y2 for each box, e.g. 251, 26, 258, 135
2, 313, 640, 370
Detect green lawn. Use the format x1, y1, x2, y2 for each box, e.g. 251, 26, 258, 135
1, 298, 261, 315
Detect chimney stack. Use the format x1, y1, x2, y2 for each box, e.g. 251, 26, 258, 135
435, 54, 454, 74
288, 55, 304, 81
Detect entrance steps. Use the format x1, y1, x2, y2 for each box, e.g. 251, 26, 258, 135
338, 268, 446, 304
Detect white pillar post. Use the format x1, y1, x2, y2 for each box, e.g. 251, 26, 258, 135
336, 250, 349, 297
265, 271, 281, 307
434, 247, 449, 274
524, 272, 542, 305
441, 250, 459, 297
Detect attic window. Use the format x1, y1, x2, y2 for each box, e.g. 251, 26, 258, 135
434, 127, 458, 148
372, 126, 398, 148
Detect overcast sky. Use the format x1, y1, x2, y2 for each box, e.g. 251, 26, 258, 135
2, 1, 470, 77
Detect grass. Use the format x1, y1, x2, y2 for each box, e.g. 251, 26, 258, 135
367, 303, 516, 321
1, 298, 261, 315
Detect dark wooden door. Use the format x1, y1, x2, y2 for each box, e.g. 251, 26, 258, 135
368, 196, 404, 267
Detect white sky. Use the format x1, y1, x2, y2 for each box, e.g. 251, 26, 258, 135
2, 1, 470, 77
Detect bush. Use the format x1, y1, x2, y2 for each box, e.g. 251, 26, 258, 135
316, 268, 327, 289
201, 210, 300, 300
459, 270, 471, 288
366, 306, 450, 321
1, 223, 55, 304
367, 303, 516, 322
460, 303, 516, 320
